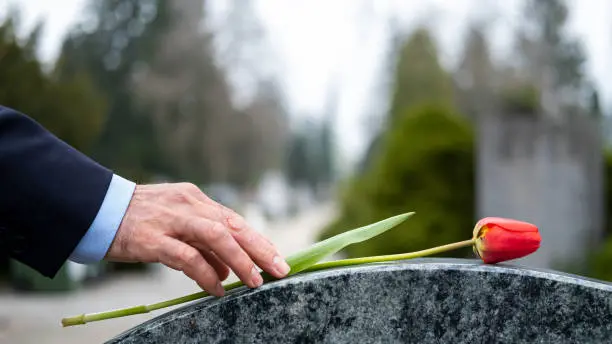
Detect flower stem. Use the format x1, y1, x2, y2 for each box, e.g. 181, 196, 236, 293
147, 281, 244, 311
303, 238, 476, 272
61, 238, 475, 327
61, 281, 245, 327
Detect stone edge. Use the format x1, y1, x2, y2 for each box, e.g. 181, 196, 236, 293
106, 258, 612, 342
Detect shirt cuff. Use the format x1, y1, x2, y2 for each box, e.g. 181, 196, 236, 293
69, 174, 136, 264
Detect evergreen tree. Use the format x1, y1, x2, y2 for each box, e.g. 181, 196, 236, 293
388, 27, 454, 123
516, 0, 587, 111
455, 23, 496, 119
0, 14, 106, 152
320, 27, 474, 259
361, 27, 453, 173
57, 0, 173, 181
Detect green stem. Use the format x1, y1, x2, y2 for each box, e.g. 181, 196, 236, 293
147, 281, 244, 311
61, 281, 245, 327
61, 238, 475, 327
303, 238, 476, 272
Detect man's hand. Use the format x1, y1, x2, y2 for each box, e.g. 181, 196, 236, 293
105, 183, 291, 297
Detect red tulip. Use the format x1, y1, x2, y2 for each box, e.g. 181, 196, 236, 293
472, 217, 541, 264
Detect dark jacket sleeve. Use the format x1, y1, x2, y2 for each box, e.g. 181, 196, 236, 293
0, 105, 113, 278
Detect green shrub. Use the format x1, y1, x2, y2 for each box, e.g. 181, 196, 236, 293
604, 149, 612, 237
585, 237, 612, 281
584, 149, 612, 281
499, 84, 540, 115
320, 104, 475, 258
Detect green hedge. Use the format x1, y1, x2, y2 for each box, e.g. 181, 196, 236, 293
584, 149, 612, 281
319, 104, 475, 258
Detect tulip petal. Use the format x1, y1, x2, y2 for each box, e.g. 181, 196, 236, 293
473, 217, 541, 264
478, 217, 538, 233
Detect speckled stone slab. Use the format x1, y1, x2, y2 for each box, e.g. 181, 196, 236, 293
106, 258, 612, 344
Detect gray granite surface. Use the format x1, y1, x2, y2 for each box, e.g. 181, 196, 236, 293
106, 258, 612, 343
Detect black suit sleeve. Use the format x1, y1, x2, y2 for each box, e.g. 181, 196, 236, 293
0, 105, 113, 278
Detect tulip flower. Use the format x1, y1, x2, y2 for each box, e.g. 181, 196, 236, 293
62, 214, 542, 327
472, 217, 541, 264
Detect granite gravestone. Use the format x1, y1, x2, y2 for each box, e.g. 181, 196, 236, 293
106, 259, 612, 343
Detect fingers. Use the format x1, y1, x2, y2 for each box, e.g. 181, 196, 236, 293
182, 217, 264, 289
222, 210, 291, 279
167, 182, 291, 285
192, 201, 291, 279
157, 238, 225, 297
200, 249, 230, 281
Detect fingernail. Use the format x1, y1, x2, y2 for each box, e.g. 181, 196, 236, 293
215, 282, 225, 297
273, 255, 291, 276
251, 267, 263, 287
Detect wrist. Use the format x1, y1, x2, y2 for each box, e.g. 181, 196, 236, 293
69, 175, 136, 264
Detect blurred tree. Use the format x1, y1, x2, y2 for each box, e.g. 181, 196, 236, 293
304, 121, 333, 193
317, 84, 339, 188
320, 105, 475, 258
286, 129, 310, 187
215, 0, 290, 188
131, 0, 234, 184
285, 120, 332, 192
222, 81, 288, 189
455, 16, 545, 118
454, 22, 496, 119
585, 237, 612, 282
321, 26, 474, 258
360, 26, 453, 173
0, 15, 106, 152
515, 0, 587, 111
388, 27, 454, 123
604, 150, 612, 237
585, 150, 612, 281
132, 1, 287, 188
57, 0, 173, 181
588, 87, 602, 119
498, 82, 541, 115
214, 0, 278, 104
284, 85, 337, 197
317, 118, 334, 187
240, 80, 289, 180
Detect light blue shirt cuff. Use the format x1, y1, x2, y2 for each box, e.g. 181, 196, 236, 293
69, 174, 136, 264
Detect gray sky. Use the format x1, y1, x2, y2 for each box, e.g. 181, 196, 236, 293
1, 0, 611, 168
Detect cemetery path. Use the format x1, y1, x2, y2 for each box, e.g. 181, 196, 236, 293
0, 202, 336, 344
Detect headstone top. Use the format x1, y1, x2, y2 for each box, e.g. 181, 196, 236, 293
107, 259, 612, 344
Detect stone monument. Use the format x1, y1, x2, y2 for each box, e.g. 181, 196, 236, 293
477, 114, 604, 269
106, 259, 612, 343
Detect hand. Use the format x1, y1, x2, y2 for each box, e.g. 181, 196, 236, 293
105, 183, 291, 297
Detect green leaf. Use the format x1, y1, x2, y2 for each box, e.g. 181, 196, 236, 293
279, 212, 414, 276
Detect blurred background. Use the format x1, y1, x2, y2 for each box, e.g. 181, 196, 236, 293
2, 0, 612, 342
